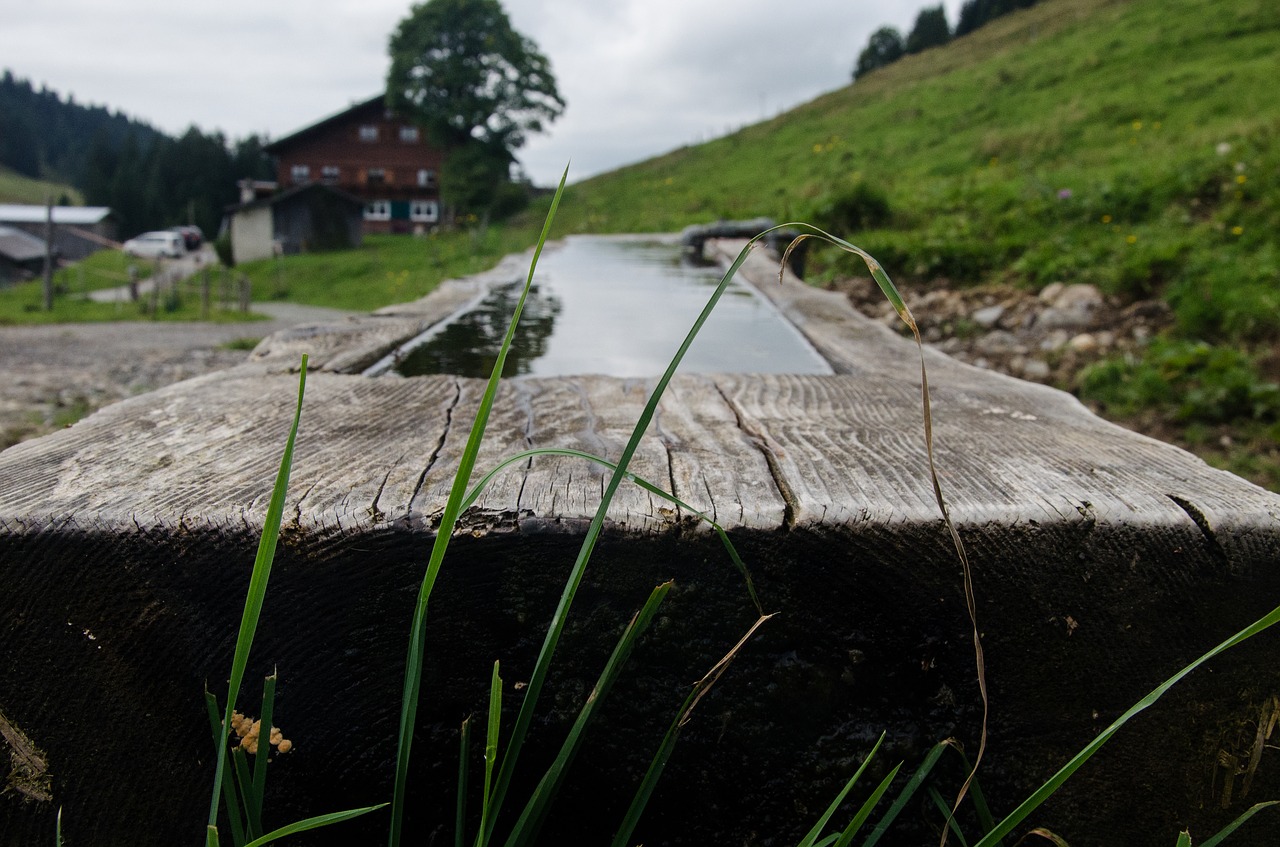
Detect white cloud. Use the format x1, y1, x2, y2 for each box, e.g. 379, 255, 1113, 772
2, 0, 965, 183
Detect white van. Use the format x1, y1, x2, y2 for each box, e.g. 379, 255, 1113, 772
122, 231, 186, 259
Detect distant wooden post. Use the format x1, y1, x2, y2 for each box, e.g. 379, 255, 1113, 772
42, 198, 54, 311
150, 261, 161, 316
200, 268, 211, 320
238, 274, 251, 313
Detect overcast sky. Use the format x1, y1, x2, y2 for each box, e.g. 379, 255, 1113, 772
3, 0, 963, 186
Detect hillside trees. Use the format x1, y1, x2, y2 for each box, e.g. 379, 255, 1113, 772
853, 26, 906, 79
0, 70, 273, 237
956, 0, 1043, 37
386, 0, 564, 220
905, 5, 952, 54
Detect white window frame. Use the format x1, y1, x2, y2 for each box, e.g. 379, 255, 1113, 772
364, 200, 391, 221
367, 167, 387, 185
289, 164, 310, 183
358, 124, 379, 142
416, 168, 437, 188
320, 165, 341, 182
410, 199, 439, 223
399, 126, 420, 143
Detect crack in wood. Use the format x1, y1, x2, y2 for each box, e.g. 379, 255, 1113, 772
1167, 493, 1228, 566
369, 455, 403, 524
713, 380, 798, 529
408, 378, 461, 515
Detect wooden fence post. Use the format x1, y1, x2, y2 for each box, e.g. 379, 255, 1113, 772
200, 268, 211, 320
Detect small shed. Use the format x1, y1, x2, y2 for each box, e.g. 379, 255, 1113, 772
0, 204, 117, 261
0, 225, 51, 284
226, 183, 364, 265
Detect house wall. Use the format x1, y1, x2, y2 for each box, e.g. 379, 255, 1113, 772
230, 206, 275, 264
269, 99, 445, 234
273, 191, 363, 254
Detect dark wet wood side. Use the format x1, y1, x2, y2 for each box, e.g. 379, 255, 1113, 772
1, 239, 1278, 845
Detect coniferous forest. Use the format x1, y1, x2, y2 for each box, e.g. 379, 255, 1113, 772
0, 70, 273, 238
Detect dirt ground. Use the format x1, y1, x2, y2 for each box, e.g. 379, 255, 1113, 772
0, 304, 353, 451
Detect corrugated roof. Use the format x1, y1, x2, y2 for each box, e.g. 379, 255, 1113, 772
0, 225, 49, 262
0, 204, 114, 225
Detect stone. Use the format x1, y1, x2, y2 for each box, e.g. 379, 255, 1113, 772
1039, 281, 1065, 303
972, 304, 1006, 329
1020, 358, 1052, 380
1069, 332, 1099, 352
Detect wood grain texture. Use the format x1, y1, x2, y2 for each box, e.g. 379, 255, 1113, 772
1, 239, 1277, 549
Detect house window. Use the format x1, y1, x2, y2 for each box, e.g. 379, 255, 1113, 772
321, 165, 341, 183
399, 126, 420, 143
367, 167, 386, 186
359, 124, 379, 142
417, 168, 437, 188
364, 200, 391, 221
290, 164, 310, 183
410, 200, 439, 223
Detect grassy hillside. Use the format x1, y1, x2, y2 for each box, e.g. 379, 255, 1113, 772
547, 0, 1279, 486
0, 166, 82, 205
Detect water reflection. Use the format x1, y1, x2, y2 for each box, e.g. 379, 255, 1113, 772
396, 283, 560, 378
393, 236, 832, 378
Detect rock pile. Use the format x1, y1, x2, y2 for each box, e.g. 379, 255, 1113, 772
829, 276, 1174, 389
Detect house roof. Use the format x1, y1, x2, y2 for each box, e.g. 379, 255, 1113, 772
226, 181, 367, 214
0, 225, 50, 263
263, 95, 386, 154
0, 204, 115, 225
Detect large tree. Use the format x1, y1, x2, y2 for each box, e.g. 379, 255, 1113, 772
853, 26, 905, 80
387, 0, 564, 216
905, 5, 951, 54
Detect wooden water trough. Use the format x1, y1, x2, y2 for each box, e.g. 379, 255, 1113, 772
2, 239, 1278, 846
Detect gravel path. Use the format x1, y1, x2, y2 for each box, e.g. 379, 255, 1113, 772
0, 304, 356, 450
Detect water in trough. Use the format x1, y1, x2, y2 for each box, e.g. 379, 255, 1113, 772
381, 235, 834, 378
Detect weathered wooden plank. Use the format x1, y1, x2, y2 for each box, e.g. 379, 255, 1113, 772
3, 238, 1280, 847
248, 250, 535, 374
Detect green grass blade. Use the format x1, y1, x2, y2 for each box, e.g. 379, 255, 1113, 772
462, 447, 760, 613
862, 740, 953, 847
610, 613, 774, 847
832, 762, 901, 847
205, 690, 246, 847
974, 603, 1280, 847
950, 747, 998, 841
503, 582, 673, 847
927, 787, 970, 847
1175, 833, 1192, 847
476, 662, 502, 847
232, 747, 260, 839
487, 232, 783, 843
1199, 800, 1280, 847
208, 354, 308, 830
207, 825, 221, 847
55, 807, 62, 847
795, 733, 886, 847
251, 673, 278, 821
787, 223, 990, 820
457, 717, 472, 847
388, 168, 567, 847
241, 804, 388, 847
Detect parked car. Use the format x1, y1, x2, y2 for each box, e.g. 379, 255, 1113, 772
123, 231, 185, 259
170, 225, 204, 250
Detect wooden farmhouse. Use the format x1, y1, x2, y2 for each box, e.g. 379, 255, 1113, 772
263, 95, 445, 235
